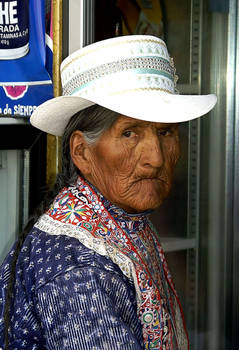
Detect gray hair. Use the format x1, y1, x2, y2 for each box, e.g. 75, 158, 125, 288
60, 104, 119, 186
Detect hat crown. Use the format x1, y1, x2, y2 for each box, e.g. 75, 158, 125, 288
60, 35, 177, 98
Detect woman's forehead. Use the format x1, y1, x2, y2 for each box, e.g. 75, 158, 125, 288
114, 115, 176, 129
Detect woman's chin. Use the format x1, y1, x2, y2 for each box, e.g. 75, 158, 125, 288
125, 192, 167, 213
132, 179, 170, 210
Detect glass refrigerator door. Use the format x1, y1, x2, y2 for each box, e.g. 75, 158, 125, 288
89, 1, 203, 347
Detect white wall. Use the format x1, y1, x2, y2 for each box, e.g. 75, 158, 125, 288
69, 0, 84, 54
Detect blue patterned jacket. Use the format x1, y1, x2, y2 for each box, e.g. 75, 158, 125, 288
0, 227, 143, 349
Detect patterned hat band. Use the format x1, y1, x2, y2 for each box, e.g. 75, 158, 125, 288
62, 55, 177, 97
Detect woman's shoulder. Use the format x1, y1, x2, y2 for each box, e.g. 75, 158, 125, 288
10, 224, 131, 291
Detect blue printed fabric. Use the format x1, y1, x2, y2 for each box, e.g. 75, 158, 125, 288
0, 228, 143, 349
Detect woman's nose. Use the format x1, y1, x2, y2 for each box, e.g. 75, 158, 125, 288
141, 134, 164, 169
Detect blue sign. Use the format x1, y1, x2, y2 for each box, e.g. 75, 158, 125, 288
0, 0, 30, 59
0, 0, 53, 118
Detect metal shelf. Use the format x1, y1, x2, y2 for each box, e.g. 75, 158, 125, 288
160, 237, 196, 252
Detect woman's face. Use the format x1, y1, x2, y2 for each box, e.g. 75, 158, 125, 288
80, 115, 180, 213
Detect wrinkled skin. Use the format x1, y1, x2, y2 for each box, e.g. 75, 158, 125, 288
70, 115, 180, 213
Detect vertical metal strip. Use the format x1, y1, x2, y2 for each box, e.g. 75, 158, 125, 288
206, 6, 235, 349
83, 0, 95, 46
178, 0, 201, 94
186, 1, 202, 348
47, 0, 63, 186
62, 0, 69, 60
224, 0, 237, 347
190, 0, 202, 91
186, 118, 201, 350
232, 1, 239, 347
53, 0, 63, 98
22, 150, 30, 228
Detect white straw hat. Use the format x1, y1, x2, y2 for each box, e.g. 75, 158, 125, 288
30, 35, 217, 136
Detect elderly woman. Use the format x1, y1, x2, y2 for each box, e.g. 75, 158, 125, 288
0, 35, 216, 350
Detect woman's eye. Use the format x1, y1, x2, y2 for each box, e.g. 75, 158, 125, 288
122, 130, 135, 138
158, 129, 172, 137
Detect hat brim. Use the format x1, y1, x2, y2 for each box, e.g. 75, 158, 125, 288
30, 91, 217, 136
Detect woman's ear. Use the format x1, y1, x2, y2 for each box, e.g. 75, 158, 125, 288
70, 131, 92, 176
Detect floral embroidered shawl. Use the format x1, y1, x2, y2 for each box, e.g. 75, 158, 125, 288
35, 177, 189, 350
